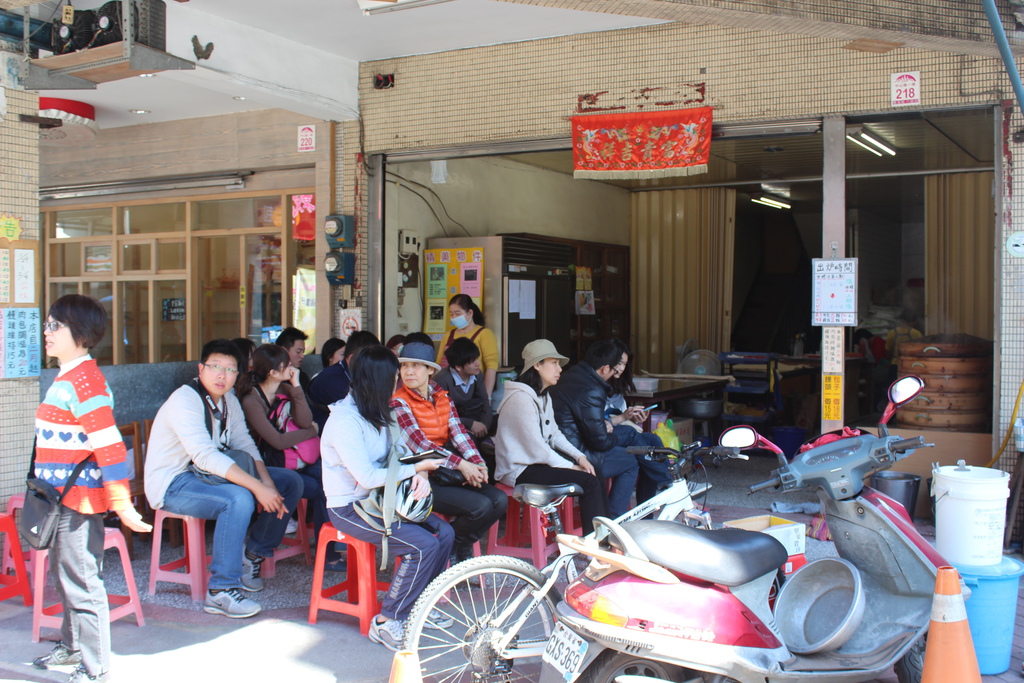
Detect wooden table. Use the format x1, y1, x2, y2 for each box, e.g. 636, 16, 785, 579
626, 377, 730, 432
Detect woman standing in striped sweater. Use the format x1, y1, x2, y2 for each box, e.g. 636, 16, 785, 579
31, 295, 151, 683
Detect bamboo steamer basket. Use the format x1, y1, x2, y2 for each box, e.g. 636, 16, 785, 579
903, 373, 989, 393
903, 392, 990, 412
896, 408, 988, 431
898, 356, 992, 376
899, 339, 992, 358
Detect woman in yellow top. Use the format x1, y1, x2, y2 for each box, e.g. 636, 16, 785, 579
437, 294, 499, 396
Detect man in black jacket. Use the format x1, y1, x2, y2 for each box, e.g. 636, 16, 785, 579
548, 339, 641, 517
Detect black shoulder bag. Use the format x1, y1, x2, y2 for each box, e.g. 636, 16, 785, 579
18, 439, 90, 550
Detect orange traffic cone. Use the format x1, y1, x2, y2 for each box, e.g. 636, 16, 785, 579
920, 566, 981, 683
388, 649, 423, 683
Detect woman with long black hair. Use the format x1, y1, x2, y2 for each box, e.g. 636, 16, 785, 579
436, 293, 500, 396
320, 345, 453, 650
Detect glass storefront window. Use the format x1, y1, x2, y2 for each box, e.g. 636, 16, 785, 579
86, 281, 113, 365
122, 203, 185, 234
49, 242, 81, 277
156, 241, 186, 271
196, 197, 282, 231
84, 245, 113, 273
245, 235, 282, 343
119, 281, 150, 365
54, 208, 113, 238
199, 236, 242, 342
121, 243, 151, 272
155, 280, 187, 362
290, 193, 317, 348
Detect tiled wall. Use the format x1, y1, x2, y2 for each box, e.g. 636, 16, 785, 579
355, 22, 1021, 464
0, 76, 40, 502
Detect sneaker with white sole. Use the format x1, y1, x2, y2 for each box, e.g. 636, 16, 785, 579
203, 588, 262, 618
33, 642, 82, 669
241, 553, 265, 592
426, 607, 454, 629
368, 616, 405, 651
66, 665, 109, 682
285, 518, 299, 535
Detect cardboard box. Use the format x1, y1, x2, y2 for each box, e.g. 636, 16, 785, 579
725, 515, 806, 555
673, 417, 694, 445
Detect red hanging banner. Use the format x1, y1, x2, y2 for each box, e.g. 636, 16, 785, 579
571, 107, 712, 180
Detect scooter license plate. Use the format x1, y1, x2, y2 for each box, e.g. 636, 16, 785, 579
542, 622, 588, 682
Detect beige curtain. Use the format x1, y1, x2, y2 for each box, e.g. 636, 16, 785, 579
924, 172, 994, 337
631, 187, 736, 373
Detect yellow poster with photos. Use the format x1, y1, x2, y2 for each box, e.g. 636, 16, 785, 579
422, 247, 484, 336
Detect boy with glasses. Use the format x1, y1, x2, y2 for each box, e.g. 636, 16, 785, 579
144, 339, 302, 618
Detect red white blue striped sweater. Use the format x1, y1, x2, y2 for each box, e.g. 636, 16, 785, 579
34, 356, 131, 514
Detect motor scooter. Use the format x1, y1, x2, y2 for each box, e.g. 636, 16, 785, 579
541, 376, 946, 683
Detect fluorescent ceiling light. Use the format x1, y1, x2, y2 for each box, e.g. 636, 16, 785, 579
858, 132, 896, 156
846, 134, 883, 157
752, 195, 791, 209
713, 119, 821, 139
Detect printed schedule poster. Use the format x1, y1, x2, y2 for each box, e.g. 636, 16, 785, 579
1, 307, 40, 377
812, 258, 858, 326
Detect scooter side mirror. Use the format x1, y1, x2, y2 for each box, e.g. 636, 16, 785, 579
879, 375, 925, 428
720, 425, 786, 464
720, 425, 757, 449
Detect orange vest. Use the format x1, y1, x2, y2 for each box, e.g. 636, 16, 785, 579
393, 383, 453, 446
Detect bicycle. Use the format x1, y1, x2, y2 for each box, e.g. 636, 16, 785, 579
402, 442, 746, 683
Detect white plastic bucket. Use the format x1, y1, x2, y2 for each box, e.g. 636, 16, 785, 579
932, 462, 1010, 566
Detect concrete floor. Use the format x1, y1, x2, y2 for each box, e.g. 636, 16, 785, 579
0, 454, 1019, 683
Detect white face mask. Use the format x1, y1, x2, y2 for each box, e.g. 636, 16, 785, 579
451, 314, 470, 330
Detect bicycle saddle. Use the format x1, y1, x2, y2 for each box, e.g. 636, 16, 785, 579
513, 483, 584, 507
617, 520, 787, 586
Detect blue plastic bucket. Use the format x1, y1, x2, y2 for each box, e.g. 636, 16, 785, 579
954, 557, 1024, 674
772, 426, 807, 460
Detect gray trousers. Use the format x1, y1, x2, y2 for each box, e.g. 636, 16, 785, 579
51, 505, 109, 678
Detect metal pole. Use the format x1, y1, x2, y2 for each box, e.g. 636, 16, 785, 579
365, 154, 385, 339
821, 115, 846, 434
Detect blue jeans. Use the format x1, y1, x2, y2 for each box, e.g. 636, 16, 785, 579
296, 460, 339, 562
589, 447, 639, 518
613, 424, 672, 503
162, 466, 303, 591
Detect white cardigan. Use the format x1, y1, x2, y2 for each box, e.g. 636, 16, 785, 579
494, 381, 587, 487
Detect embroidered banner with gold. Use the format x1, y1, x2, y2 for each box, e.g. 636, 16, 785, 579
571, 107, 712, 180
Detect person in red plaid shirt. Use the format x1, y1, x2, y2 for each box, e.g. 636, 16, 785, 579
391, 340, 507, 563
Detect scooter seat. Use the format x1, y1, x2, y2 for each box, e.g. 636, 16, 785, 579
513, 483, 584, 508
618, 520, 789, 586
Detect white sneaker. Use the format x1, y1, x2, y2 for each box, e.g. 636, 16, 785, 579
203, 588, 261, 618
286, 518, 299, 535
426, 607, 454, 629
241, 553, 265, 592
368, 616, 405, 651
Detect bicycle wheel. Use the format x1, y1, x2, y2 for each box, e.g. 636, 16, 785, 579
404, 555, 557, 683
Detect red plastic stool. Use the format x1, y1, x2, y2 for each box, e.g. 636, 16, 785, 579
0, 511, 31, 607
308, 525, 390, 636
32, 527, 145, 642
149, 509, 208, 602
486, 483, 579, 568
263, 499, 312, 578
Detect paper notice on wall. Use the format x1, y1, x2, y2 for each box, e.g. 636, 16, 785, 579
14, 249, 33, 303
3, 307, 40, 377
508, 280, 521, 314
461, 263, 481, 297
0, 249, 9, 303
519, 280, 536, 320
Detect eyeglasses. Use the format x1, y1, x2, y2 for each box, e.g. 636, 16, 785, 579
202, 363, 239, 376
42, 320, 67, 333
